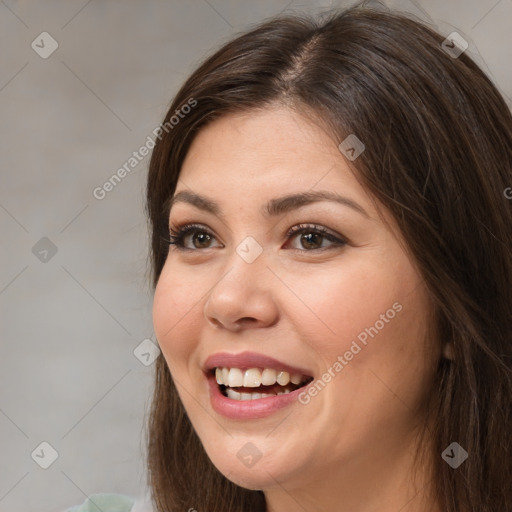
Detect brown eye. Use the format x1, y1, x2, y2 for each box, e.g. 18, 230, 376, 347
191, 231, 212, 248
299, 231, 324, 250
286, 224, 347, 251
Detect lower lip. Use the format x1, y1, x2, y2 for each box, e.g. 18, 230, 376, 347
207, 373, 308, 420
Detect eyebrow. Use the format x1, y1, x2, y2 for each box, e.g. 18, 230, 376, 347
167, 190, 370, 219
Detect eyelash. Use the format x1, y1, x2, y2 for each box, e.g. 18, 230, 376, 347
165, 222, 347, 252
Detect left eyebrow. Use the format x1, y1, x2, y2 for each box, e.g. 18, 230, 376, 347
263, 190, 370, 219
167, 190, 370, 219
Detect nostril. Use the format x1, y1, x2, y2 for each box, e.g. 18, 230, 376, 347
237, 317, 258, 326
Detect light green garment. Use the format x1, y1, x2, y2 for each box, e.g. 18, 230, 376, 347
65, 493, 135, 512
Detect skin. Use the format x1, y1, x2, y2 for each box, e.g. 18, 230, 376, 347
152, 106, 442, 512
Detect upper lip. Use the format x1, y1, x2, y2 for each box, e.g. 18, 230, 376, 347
203, 351, 313, 377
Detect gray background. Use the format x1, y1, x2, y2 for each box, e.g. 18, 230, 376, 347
0, 1, 510, 511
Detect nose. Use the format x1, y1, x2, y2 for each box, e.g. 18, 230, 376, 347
203, 250, 279, 331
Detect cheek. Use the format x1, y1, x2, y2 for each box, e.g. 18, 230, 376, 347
327, 276, 435, 413
287, 256, 435, 394
285, 260, 406, 353
152, 265, 203, 367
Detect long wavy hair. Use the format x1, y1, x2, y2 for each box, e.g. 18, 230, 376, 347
144, 2, 512, 511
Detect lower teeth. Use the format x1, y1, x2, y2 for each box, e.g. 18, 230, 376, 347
223, 387, 292, 401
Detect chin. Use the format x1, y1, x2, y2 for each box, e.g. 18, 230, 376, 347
203, 444, 304, 491
217, 464, 282, 491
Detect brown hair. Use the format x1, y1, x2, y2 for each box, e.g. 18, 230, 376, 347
145, 2, 512, 511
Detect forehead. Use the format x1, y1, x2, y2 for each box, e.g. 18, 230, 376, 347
186, 107, 326, 154
178, 107, 360, 192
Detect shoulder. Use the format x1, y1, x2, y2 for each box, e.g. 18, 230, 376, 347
64, 493, 136, 512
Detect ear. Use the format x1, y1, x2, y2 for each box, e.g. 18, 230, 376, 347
442, 341, 455, 361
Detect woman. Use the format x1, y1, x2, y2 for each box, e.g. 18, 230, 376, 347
68, 1, 512, 511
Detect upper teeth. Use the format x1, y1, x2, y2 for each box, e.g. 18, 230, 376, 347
215, 367, 306, 387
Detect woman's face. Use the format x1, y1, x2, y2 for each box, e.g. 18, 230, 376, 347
152, 106, 440, 499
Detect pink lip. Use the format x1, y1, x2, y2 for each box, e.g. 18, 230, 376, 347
202, 351, 314, 420
202, 351, 312, 376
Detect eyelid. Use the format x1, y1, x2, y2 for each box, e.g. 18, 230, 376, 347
285, 223, 346, 242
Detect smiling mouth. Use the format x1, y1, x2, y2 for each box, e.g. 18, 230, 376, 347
213, 367, 314, 401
